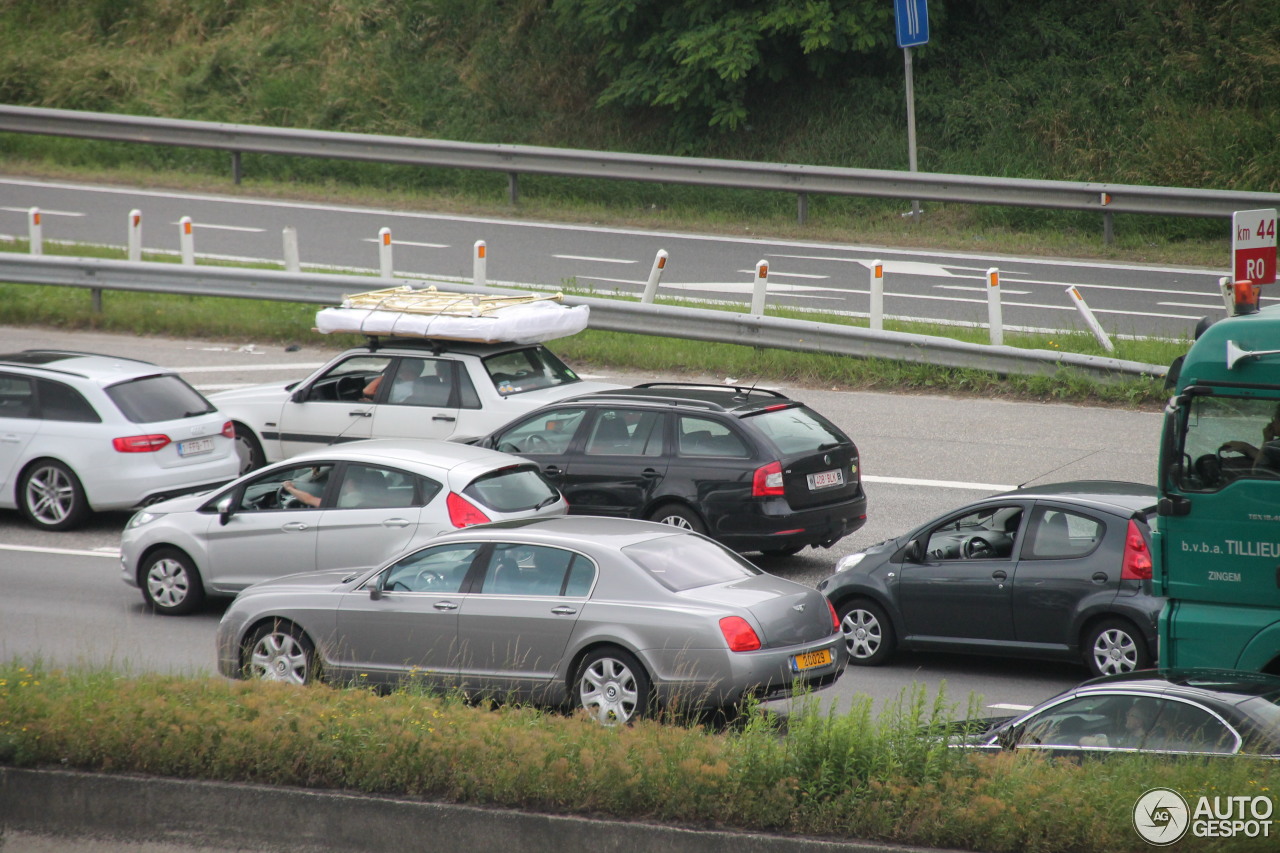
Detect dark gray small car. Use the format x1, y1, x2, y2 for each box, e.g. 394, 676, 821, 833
217, 515, 846, 723
817, 481, 1160, 677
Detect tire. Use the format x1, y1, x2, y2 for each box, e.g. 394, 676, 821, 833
1084, 618, 1151, 677
646, 503, 707, 535
232, 423, 266, 475
19, 460, 90, 531
573, 647, 652, 725
242, 620, 318, 685
141, 548, 205, 616
838, 599, 896, 666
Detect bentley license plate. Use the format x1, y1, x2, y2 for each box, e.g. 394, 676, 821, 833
177, 437, 214, 457
806, 469, 843, 490
791, 648, 833, 672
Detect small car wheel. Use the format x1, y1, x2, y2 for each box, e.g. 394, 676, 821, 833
243, 620, 318, 685
18, 460, 90, 531
647, 503, 706, 535
574, 647, 652, 725
838, 599, 896, 666
232, 423, 265, 475
1084, 618, 1151, 677
141, 547, 205, 616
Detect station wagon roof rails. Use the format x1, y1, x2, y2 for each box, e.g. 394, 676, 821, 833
632, 382, 788, 400
567, 391, 727, 411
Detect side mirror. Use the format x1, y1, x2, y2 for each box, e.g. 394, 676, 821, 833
996, 724, 1022, 750
899, 538, 925, 563
369, 583, 383, 601
290, 387, 309, 403
216, 496, 234, 526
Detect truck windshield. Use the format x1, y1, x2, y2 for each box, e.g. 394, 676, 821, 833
1176, 395, 1280, 491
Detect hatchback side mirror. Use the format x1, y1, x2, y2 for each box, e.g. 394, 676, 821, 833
899, 538, 925, 563
216, 496, 234, 526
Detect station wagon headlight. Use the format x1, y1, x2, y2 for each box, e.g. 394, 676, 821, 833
127, 510, 165, 529
834, 553, 866, 572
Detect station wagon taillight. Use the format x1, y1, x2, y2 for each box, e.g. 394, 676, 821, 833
752, 460, 785, 496
112, 434, 171, 453
1120, 519, 1153, 580
446, 492, 491, 528
719, 616, 762, 652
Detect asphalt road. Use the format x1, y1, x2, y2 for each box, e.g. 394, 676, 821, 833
0, 324, 1162, 719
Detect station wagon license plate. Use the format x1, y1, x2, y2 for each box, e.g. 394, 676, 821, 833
791, 648, 833, 672
177, 437, 214, 457
806, 469, 843, 490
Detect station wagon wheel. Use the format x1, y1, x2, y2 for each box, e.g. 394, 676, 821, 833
141, 547, 205, 616
232, 423, 265, 475
243, 621, 318, 685
19, 460, 90, 531
574, 647, 652, 725
1084, 618, 1151, 677
838, 599, 896, 666
647, 503, 706, 535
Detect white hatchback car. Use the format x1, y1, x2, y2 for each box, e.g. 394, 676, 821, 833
0, 350, 239, 531
208, 338, 620, 474
120, 438, 568, 615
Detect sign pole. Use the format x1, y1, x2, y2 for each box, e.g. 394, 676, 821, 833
903, 46, 920, 222
894, 0, 928, 223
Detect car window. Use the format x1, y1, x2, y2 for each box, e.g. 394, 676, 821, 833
482, 346, 580, 397
105, 374, 210, 423
237, 463, 335, 511
1017, 694, 1239, 754
494, 408, 587, 455
677, 416, 750, 458
1023, 506, 1104, 559
306, 355, 392, 403
457, 363, 481, 409
385, 358, 456, 408
462, 465, 560, 512
0, 374, 35, 419
1014, 694, 1123, 749
743, 405, 847, 454
333, 464, 416, 509
477, 544, 586, 596
35, 379, 100, 423
623, 534, 762, 591
1177, 395, 1280, 490
380, 543, 482, 593
924, 505, 1022, 561
585, 409, 665, 457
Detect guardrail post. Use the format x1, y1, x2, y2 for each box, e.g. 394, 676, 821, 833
1100, 192, 1114, 245
283, 227, 300, 272
27, 207, 42, 255
179, 216, 194, 266
127, 209, 142, 262
1219, 275, 1234, 314
473, 240, 487, 288
232, 151, 242, 186
378, 227, 393, 278
508, 173, 519, 205
797, 193, 808, 226
986, 267, 1003, 346
869, 259, 885, 331
751, 260, 769, 316
640, 250, 669, 304
1065, 286, 1114, 352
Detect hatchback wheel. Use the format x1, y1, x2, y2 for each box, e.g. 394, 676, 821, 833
141, 548, 205, 616
1084, 618, 1151, 677
243, 621, 317, 685
574, 647, 651, 725
19, 460, 90, 531
838, 599, 896, 666
647, 504, 706, 535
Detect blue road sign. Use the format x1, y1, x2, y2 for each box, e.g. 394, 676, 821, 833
894, 0, 929, 48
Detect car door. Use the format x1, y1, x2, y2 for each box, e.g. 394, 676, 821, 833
486, 406, 590, 494
897, 503, 1024, 642
0, 373, 38, 496
558, 408, 670, 517
368, 356, 463, 441
1010, 503, 1110, 647
276, 354, 389, 457
313, 464, 445, 574
455, 543, 593, 696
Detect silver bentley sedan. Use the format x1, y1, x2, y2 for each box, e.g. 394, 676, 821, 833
216, 516, 846, 723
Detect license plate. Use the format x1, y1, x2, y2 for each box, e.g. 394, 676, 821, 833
806, 469, 843, 490
177, 437, 214, 457
791, 648, 833, 672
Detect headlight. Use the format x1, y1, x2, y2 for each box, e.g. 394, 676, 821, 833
834, 553, 866, 572
126, 510, 165, 529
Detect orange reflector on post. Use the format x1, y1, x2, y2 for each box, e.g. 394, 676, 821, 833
132, 213, 141, 226
657, 255, 666, 269
1100, 192, 1112, 206
32, 212, 40, 225
477, 244, 486, 259
874, 262, 883, 278
758, 261, 768, 277
382, 231, 391, 245
183, 220, 191, 234
988, 269, 999, 287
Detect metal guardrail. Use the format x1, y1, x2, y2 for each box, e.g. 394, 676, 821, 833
2, 105, 1278, 226
0, 254, 1166, 381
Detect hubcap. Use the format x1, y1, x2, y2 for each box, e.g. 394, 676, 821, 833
1093, 628, 1138, 675
249, 632, 310, 684
579, 657, 638, 725
841, 610, 882, 659
658, 514, 693, 530
145, 558, 189, 608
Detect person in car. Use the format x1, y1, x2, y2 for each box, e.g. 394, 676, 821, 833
361, 360, 419, 403
1221, 402, 1280, 469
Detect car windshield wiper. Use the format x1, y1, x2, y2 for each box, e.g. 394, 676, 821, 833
534, 495, 560, 510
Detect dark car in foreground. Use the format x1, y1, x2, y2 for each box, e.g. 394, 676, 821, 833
817, 481, 1160, 677
959, 669, 1280, 759
216, 516, 847, 724
473, 383, 867, 556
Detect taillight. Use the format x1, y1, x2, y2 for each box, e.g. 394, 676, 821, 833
827, 599, 840, 633
222, 421, 235, 439
752, 461, 785, 497
1121, 519, 1153, 580
719, 616, 761, 652
112, 434, 171, 453
446, 492, 491, 528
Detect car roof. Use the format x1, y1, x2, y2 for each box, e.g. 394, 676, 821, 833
991, 480, 1158, 514
565, 382, 797, 414
442, 514, 686, 547
288, 438, 531, 471
0, 349, 169, 383
1077, 667, 1280, 702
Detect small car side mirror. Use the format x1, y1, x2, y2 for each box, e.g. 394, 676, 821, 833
216, 496, 234, 526
900, 538, 925, 563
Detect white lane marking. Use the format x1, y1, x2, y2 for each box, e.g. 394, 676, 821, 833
0, 543, 119, 559
554, 254, 637, 264
169, 221, 264, 232
735, 268, 831, 280
769, 255, 967, 277
361, 238, 449, 248
175, 362, 322, 373
651, 280, 847, 295
934, 285, 1032, 295
862, 475, 1014, 491
0, 206, 84, 217
988, 703, 1033, 712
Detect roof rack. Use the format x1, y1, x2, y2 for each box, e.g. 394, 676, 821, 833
632, 382, 788, 400
567, 391, 728, 411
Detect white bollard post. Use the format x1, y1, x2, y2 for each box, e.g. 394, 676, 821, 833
869, 259, 884, 331
27, 207, 42, 256
1065, 286, 1114, 352
1219, 275, 1234, 315
179, 216, 195, 265
986, 267, 1003, 346
127, 209, 142, 262
640, 249, 668, 303
473, 240, 487, 288
378, 227, 393, 278
283, 226, 300, 272
750, 260, 769, 316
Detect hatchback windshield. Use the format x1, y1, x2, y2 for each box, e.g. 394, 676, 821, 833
483, 347, 580, 397
462, 465, 559, 512
744, 405, 848, 455
106, 375, 216, 423
623, 535, 762, 592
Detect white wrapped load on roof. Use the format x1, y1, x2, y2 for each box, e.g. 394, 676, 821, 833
314, 285, 591, 344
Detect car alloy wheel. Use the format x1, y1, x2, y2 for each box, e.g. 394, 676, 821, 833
1086, 618, 1150, 677
244, 622, 316, 685
575, 648, 651, 725
838, 599, 895, 666
19, 460, 89, 531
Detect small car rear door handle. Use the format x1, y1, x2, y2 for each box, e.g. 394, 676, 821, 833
991, 570, 1007, 581
382, 519, 411, 528
282, 522, 309, 531
349, 410, 373, 418
551, 606, 577, 615
433, 601, 459, 611
543, 465, 562, 476
432, 415, 456, 422
642, 468, 662, 478
1092, 572, 1109, 584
